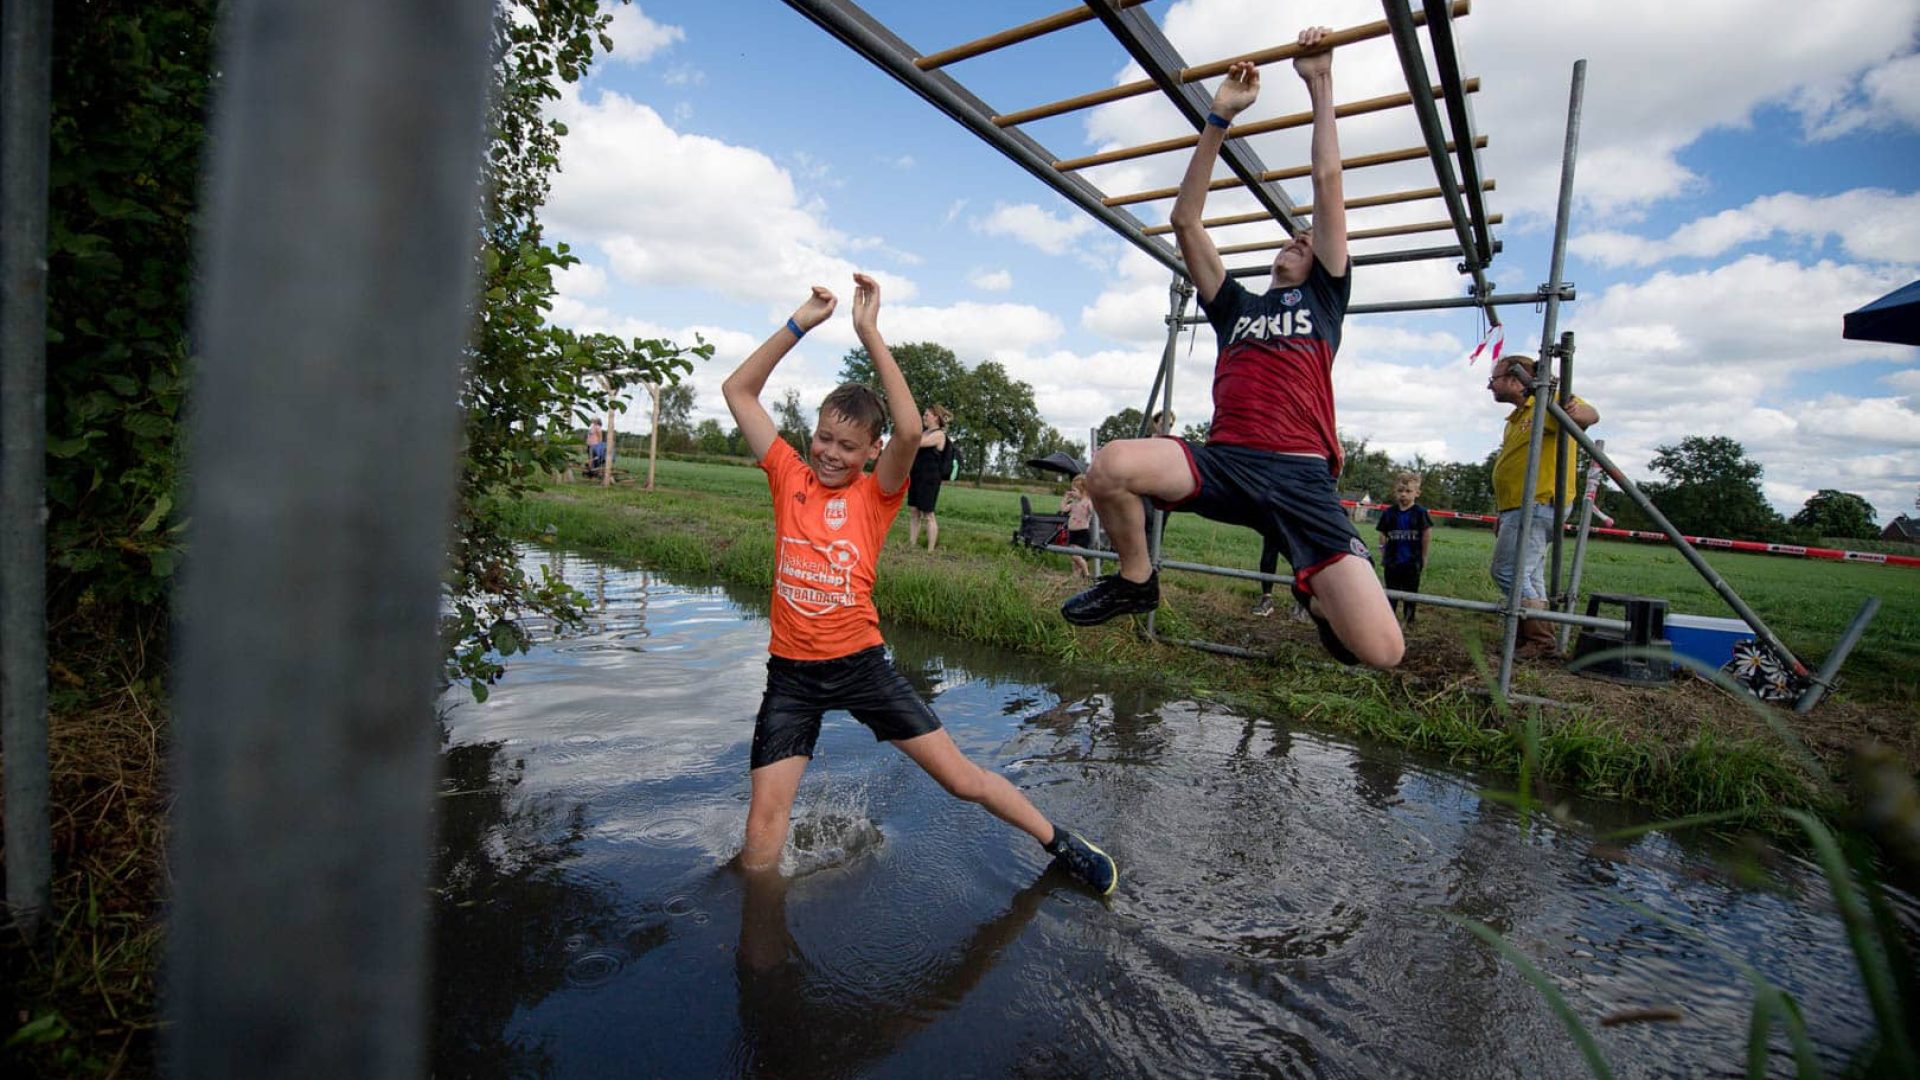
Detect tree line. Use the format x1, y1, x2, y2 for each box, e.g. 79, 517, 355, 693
637, 341, 1899, 545
639, 341, 1086, 482
1225, 428, 1885, 544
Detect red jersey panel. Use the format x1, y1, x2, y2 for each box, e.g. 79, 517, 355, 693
1199, 259, 1351, 475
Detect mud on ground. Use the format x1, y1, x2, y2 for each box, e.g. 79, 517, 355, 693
1101, 577, 1920, 773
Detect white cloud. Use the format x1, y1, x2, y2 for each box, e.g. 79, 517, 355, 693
1574, 189, 1920, 268
554, 260, 608, 300
1085, 0, 1920, 225
603, 5, 684, 65
968, 268, 1014, 292
972, 202, 1096, 256
544, 87, 916, 305
876, 301, 1064, 357
1797, 52, 1920, 140
662, 64, 706, 87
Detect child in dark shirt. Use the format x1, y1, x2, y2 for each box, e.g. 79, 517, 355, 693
1374, 472, 1432, 626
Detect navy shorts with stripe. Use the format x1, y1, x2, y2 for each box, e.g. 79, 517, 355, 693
750, 645, 943, 769
1152, 437, 1371, 593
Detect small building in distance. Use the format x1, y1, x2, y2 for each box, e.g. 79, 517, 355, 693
1881, 515, 1920, 545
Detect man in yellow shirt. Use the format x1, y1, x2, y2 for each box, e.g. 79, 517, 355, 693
1488, 355, 1599, 657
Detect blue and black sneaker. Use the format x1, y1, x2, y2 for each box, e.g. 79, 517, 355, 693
1046, 829, 1118, 896
1061, 572, 1159, 626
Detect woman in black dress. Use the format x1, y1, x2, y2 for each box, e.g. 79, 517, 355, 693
907, 404, 954, 551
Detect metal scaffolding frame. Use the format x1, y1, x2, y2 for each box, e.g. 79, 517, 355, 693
787, 0, 1887, 703
785, 0, 1593, 683
783, 0, 1496, 295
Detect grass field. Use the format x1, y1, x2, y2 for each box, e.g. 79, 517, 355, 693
538, 456, 1918, 705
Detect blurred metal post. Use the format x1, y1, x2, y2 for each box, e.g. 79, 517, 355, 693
1, 0, 53, 936
165, 0, 492, 1076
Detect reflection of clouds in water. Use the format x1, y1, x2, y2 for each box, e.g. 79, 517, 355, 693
434, 550, 1891, 1079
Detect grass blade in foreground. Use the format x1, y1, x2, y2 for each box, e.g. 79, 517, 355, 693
1449, 916, 1616, 1080
1782, 810, 1916, 1076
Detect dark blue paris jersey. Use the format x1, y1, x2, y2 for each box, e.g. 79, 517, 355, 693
1375, 504, 1431, 568
1199, 257, 1350, 473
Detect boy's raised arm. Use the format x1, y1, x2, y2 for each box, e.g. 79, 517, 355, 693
722, 286, 837, 462
1294, 26, 1348, 276
851, 273, 921, 494
1171, 60, 1258, 305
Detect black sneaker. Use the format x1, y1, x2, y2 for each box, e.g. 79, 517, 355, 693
1046, 830, 1118, 896
1291, 583, 1360, 666
1061, 572, 1159, 626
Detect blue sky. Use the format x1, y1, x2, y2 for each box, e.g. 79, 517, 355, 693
541, 0, 1920, 523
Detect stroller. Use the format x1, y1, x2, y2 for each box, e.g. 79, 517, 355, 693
1011, 495, 1070, 550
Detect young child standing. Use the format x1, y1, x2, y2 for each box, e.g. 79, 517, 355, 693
1060, 474, 1095, 578
1373, 472, 1433, 626
720, 273, 1117, 895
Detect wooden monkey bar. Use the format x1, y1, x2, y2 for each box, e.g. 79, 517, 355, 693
782, 0, 1504, 310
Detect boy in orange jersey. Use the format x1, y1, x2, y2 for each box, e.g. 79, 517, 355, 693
721, 273, 1116, 895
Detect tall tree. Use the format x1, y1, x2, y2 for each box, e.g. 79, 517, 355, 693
1095, 408, 1147, 449
968, 361, 1041, 477
445, 1, 709, 698
838, 341, 967, 415
1015, 427, 1085, 479
773, 390, 810, 455
1791, 490, 1878, 540
693, 419, 730, 456
1643, 435, 1785, 540
839, 340, 979, 469
1336, 433, 1396, 501
655, 381, 696, 450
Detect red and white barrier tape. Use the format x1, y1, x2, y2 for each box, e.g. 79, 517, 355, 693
1341, 502, 1920, 569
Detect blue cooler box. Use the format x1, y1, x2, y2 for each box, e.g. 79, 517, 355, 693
1665, 614, 1754, 672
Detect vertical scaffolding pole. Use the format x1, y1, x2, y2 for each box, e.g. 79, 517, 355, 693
1143, 275, 1190, 638
1, 0, 53, 936
164, 0, 492, 1076
1088, 424, 1103, 578
1548, 330, 1575, 603
1559, 439, 1604, 652
1497, 59, 1584, 696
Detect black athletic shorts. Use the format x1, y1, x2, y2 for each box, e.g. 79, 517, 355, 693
1152, 437, 1371, 595
1067, 527, 1092, 548
750, 645, 943, 769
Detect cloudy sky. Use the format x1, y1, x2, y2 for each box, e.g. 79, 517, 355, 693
542, 0, 1920, 523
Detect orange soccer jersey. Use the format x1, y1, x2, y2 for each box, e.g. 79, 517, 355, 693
758, 439, 907, 661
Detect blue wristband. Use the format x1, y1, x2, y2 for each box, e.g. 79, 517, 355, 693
1205, 111, 1230, 130
785, 317, 805, 339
